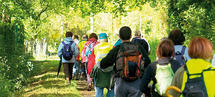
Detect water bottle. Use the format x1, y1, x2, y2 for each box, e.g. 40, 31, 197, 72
212, 54, 215, 67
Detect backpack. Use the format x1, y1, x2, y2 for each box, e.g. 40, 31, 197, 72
175, 46, 186, 66
131, 38, 149, 54
182, 65, 209, 97
116, 43, 144, 81
155, 63, 174, 96
62, 41, 74, 60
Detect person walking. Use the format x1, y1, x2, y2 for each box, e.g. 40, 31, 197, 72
81, 33, 98, 91
100, 26, 151, 97
139, 39, 181, 97
57, 31, 79, 84
169, 37, 215, 97
90, 33, 114, 97
73, 35, 80, 80
168, 29, 191, 66
131, 30, 150, 55
78, 34, 88, 79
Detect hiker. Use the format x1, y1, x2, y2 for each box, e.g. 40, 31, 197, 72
169, 37, 215, 97
131, 30, 150, 55
81, 33, 98, 91
57, 31, 79, 84
114, 39, 121, 48
139, 39, 181, 97
78, 34, 88, 79
73, 35, 80, 80
90, 33, 114, 97
100, 26, 151, 97
113, 33, 121, 48
168, 29, 191, 66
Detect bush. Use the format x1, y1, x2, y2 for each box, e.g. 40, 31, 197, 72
0, 23, 33, 96
0, 75, 12, 97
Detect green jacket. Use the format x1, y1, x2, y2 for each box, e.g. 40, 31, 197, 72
90, 42, 114, 89
91, 66, 114, 89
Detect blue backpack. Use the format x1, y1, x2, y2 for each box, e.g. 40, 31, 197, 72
175, 46, 186, 66
62, 41, 73, 60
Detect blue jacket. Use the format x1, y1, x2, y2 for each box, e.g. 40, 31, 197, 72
174, 45, 191, 61
57, 37, 79, 63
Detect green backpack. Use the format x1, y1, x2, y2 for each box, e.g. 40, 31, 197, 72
155, 63, 174, 96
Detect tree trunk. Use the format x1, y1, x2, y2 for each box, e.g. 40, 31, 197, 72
90, 13, 94, 33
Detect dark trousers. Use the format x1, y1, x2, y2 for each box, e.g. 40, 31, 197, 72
114, 77, 142, 97
63, 63, 74, 80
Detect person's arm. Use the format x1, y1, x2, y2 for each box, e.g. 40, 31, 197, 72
184, 47, 191, 61
169, 67, 184, 97
100, 46, 119, 69
72, 42, 79, 58
57, 42, 63, 57
145, 39, 150, 54
139, 46, 151, 68
140, 64, 154, 93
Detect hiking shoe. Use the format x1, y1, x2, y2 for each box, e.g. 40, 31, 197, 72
87, 83, 92, 91
66, 77, 71, 85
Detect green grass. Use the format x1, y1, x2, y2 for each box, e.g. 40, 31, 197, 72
19, 60, 81, 97
148, 38, 160, 62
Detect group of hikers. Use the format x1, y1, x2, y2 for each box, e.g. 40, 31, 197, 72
57, 26, 215, 97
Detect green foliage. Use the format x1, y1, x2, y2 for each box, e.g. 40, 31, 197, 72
0, 75, 12, 97
148, 38, 160, 62
167, 0, 215, 47
0, 23, 33, 96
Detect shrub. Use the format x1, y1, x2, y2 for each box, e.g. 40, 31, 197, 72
0, 23, 33, 96
0, 75, 12, 97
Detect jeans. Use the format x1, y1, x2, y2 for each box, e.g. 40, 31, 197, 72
73, 61, 80, 75
95, 86, 114, 97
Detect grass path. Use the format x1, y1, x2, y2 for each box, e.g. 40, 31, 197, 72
21, 60, 95, 97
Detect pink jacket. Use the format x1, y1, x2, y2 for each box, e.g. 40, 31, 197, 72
80, 38, 98, 63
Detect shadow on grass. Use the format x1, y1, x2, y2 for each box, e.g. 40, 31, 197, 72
24, 72, 80, 97
29, 93, 81, 97
22, 60, 81, 97
27, 72, 65, 84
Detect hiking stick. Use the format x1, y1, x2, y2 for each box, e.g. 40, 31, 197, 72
166, 86, 182, 97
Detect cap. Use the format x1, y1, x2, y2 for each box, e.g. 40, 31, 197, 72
99, 33, 107, 39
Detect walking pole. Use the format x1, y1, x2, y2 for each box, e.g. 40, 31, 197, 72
57, 56, 62, 77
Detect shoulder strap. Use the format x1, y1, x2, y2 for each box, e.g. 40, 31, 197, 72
62, 41, 73, 46
68, 41, 73, 46
184, 64, 202, 80
181, 46, 186, 55
202, 67, 215, 72
62, 41, 66, 46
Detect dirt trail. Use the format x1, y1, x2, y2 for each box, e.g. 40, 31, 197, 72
76, 80, 95, 97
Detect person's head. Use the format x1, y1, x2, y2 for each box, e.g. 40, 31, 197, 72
156, 39, 175, 58
74, 35, 79, 40
65, 31, 73, 37
82, 34, 88, 40
98, 33, 108, 42
89, 33, 98, 40
188, 37, 213, 60
134, 30, 141, 38
168, 29, 185, 45
119, 26, 132, 41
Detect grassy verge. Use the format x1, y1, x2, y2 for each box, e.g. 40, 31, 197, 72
148, 38, 160, 62
20, 60, 81, 97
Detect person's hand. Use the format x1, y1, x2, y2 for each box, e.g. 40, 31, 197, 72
141, 93, 145, 97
